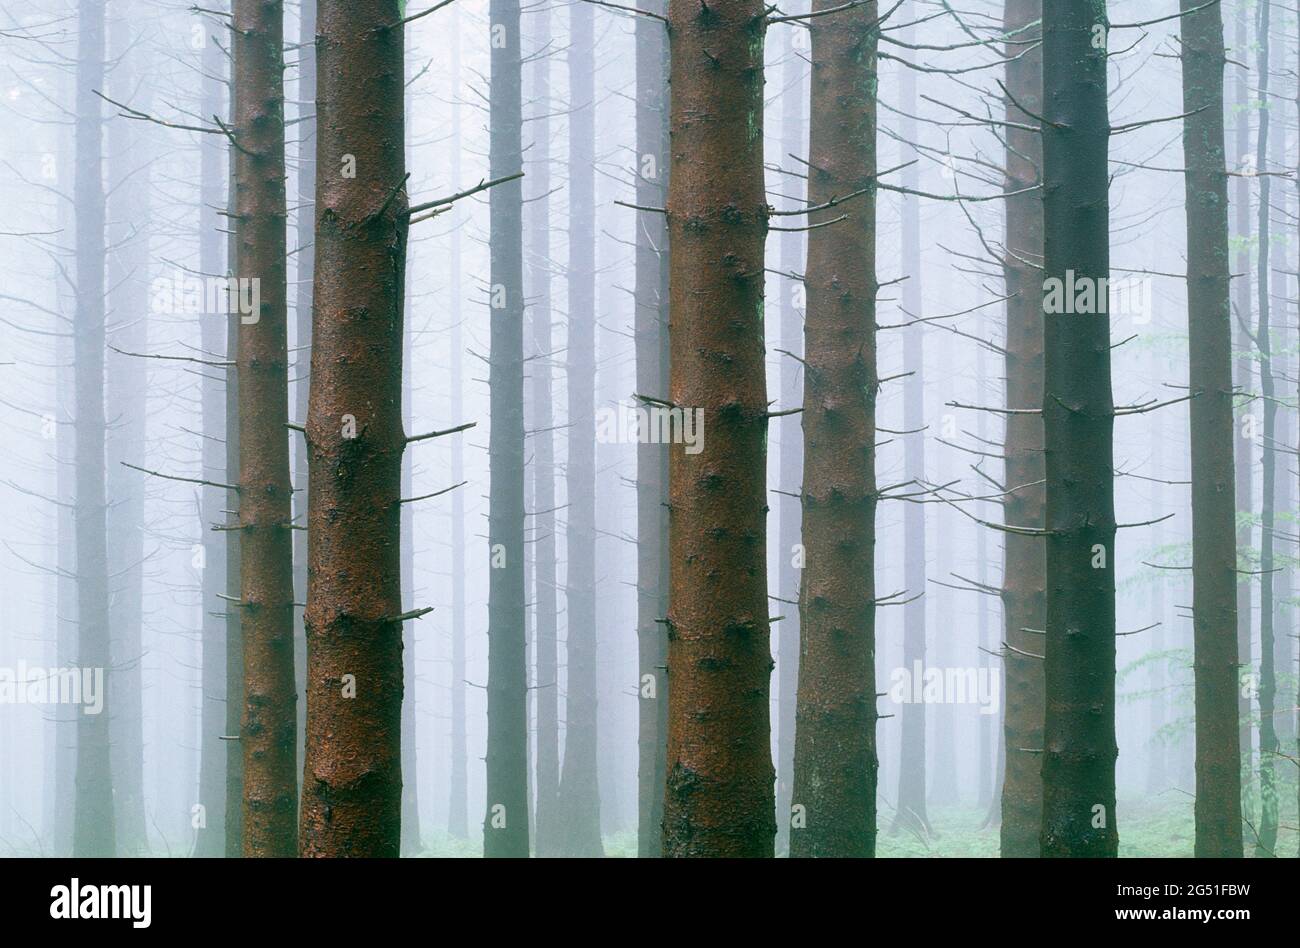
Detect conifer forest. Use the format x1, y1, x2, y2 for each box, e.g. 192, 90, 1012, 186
1, 0, 1299, 875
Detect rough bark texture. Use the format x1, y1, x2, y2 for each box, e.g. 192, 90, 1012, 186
634, 0, 670, 859
299, 0, 407, 858
1178, 0, 1243, 858
71, 0, 116, 859
662, 0, 774, 859
1038, 0, 1118, 858
789, 0, 878, 859
233, 0, 298, 857
526, 3, 560, 857
556, 0, 604, 857
483, 0, 530, 858
998, 0, 1046, 859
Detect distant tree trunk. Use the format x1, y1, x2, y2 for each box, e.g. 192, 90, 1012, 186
299, 0, 408, 858
1230, 0, 1254, 823
1179, 0, 1243, 858
1038, 0, 1118, 858
293, 0, 317, 814
634, 0, 670, 860
789, 0, 878, 859
483, 0, 530, 859
662, 0, 774, 858
232, 0, 298, 857
998, 0, 1046, 859
526, 2, 560, 857
195, 3, 230, 856
446, 11, 469, 841
71, 0, 115, 859
893, 2, 929, 836
556, 0, 604, 857
106, 7, 148, 855
1251, 0, 1279, 857
773, 11, 804, 859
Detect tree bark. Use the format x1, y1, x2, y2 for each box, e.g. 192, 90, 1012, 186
1038, 0, 1118, 858
299, 0, 408, 858
1178, 0, 1243, 859
483, 0, 530, 858
998, 0, 1046, 859
789, 0, 878, 859
662, 0, 774, 858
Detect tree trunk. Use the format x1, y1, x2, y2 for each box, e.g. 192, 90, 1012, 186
232, 0, 298, 857
998, 0, 1046, 859
526, 2, 560, 857
662, 0, 774, 858
788, 0, 878, 859
634, 0, 670, 859
299, 0, 408, 858
1251, 0, 1279, 857
1038, 0, 1118, 858
71, 0, 116, 859
556, 0, 604, 857
1179, 0, 1243, 858
195, 0, 230, 857
483, 0, 530, 859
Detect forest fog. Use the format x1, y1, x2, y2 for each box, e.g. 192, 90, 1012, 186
0, 0, 1294, 859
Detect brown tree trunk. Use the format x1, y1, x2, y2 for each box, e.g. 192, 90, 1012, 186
1038, 0, 1118, 858
1178, 0, 1243, 858
998, 0, 1046, 859
299, 0, 408, 858
662, 0, 774, 858
232, 0, 298, 857
789, 0, 878, 859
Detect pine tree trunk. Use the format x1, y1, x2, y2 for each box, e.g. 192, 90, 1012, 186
483, 0, 530, 858
1038, 0, 1118, 858
998, 0, 1046, 859
788, 0, 878, 859
634, 0, 670, 859
1179, 0, 1243, 858
662, 0, 774, 858
299, 0, 408, 858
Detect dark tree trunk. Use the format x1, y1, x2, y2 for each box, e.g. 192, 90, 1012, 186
789, 0, 878, 859
299, 0, 407, 858
71, 0, 115, 859
998, 0, 1046, 859
556, 0, 604, 857
1038, 0, 1118, 858
526, 2, 560, 857
662, 0, 774, 859
483, 0, 530, 859
634, 0, 670, 859
1178, 0, 1243, 858
232, 0, 298, 857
